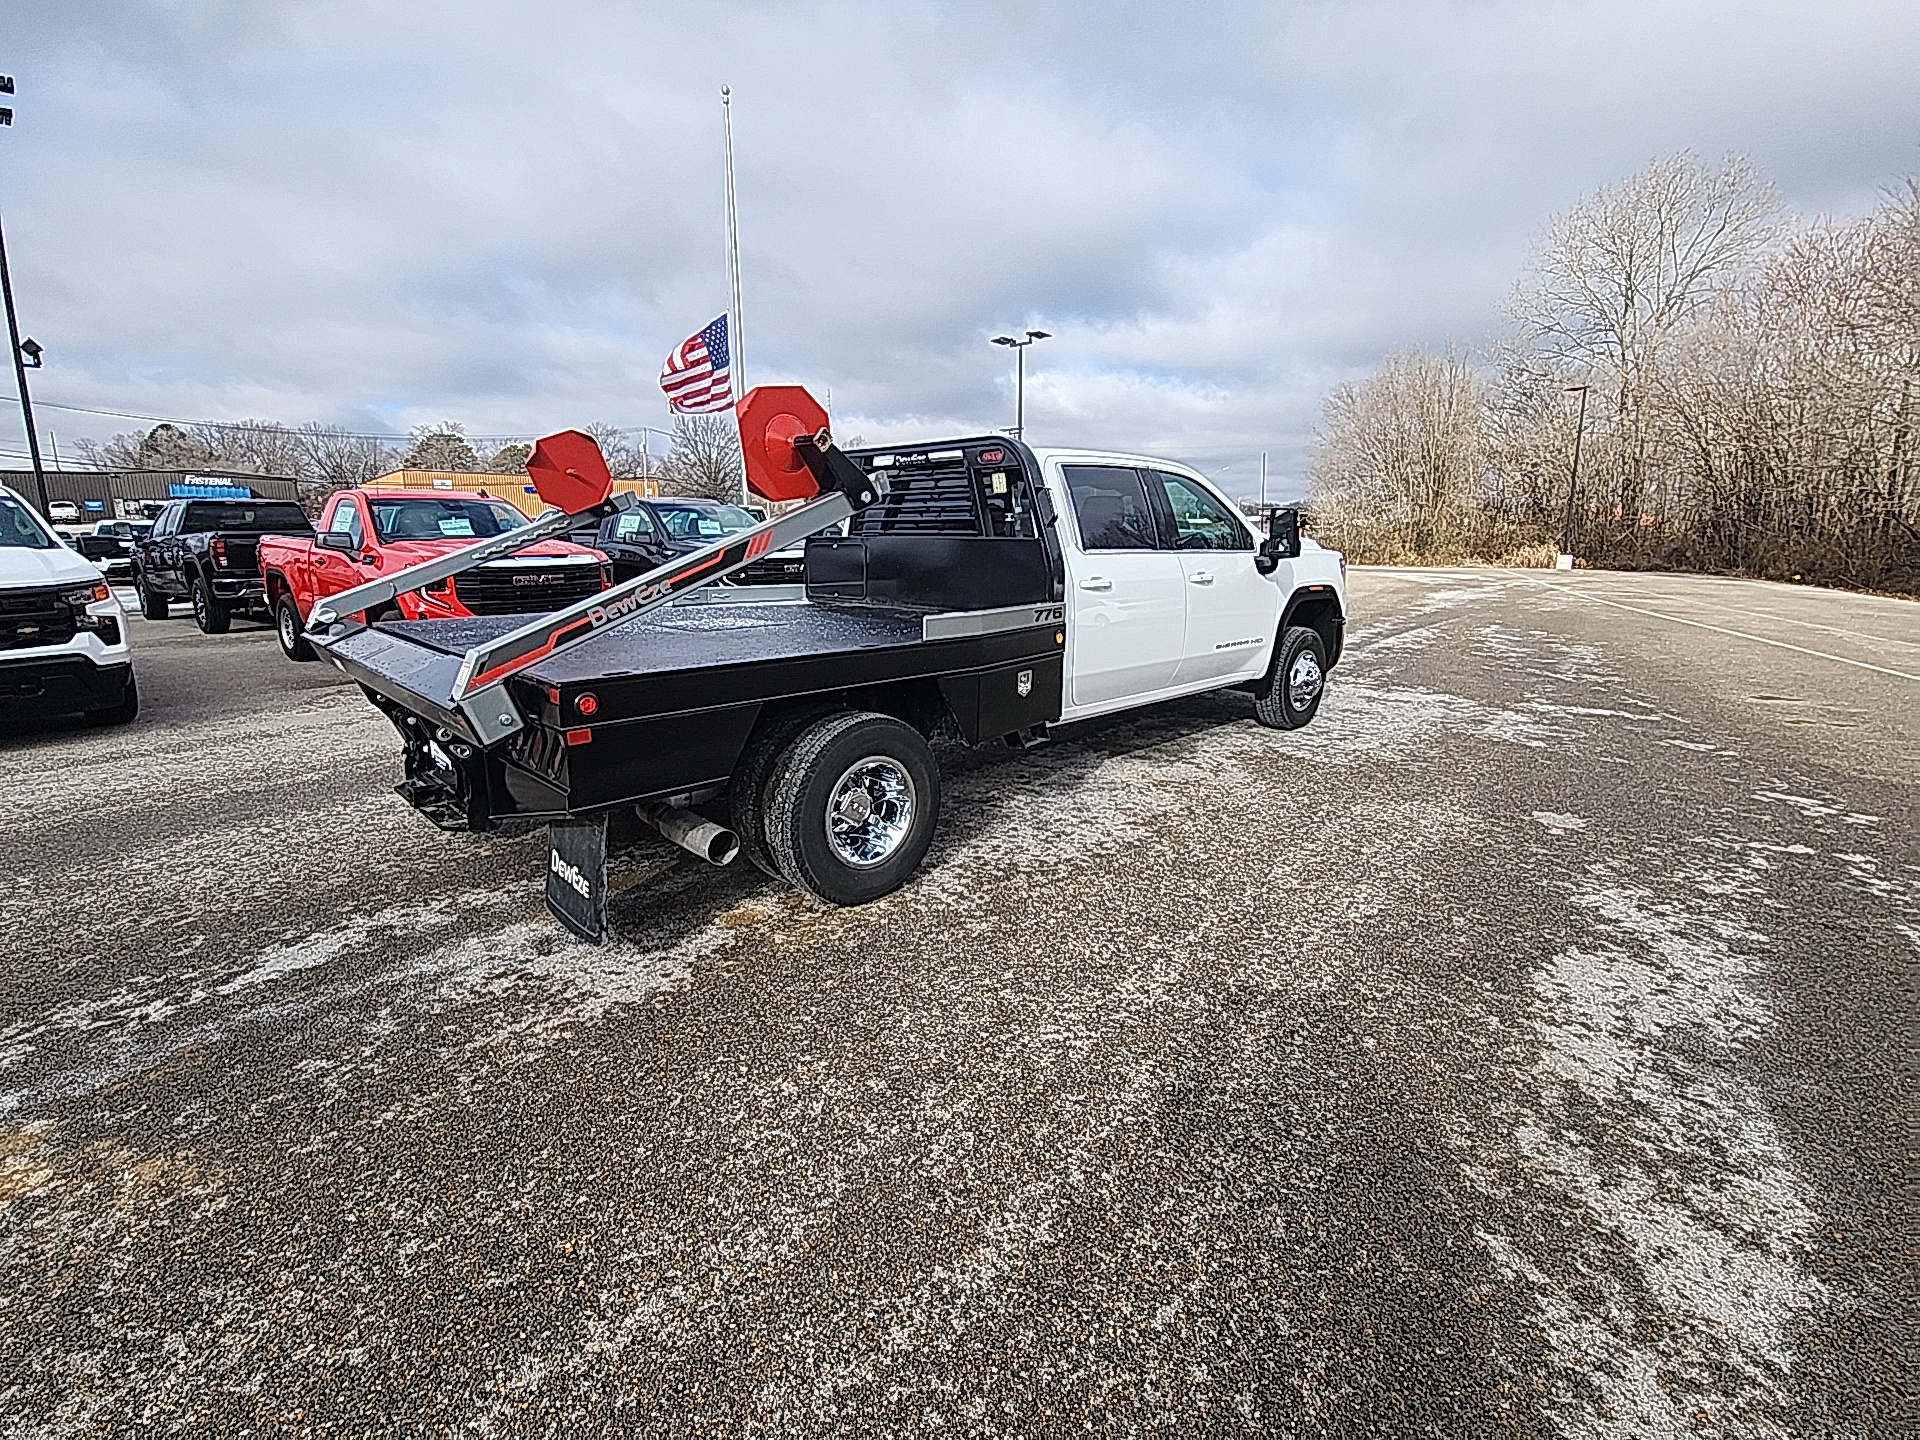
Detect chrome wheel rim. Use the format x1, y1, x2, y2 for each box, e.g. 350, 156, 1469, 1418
279, 604, 297, 649
192, 584, 205, 622
825, 756, 916, 868
1288, 650, 1323, 711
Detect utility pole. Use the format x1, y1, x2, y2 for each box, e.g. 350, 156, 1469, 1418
1559, 384, 1590, 570
1260, 451, 1268, 507
0, 73, 49, 516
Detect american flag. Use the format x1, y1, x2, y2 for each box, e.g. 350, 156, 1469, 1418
659, 314, 734, 413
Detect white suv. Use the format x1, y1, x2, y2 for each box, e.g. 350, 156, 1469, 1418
0, 483, 138, 726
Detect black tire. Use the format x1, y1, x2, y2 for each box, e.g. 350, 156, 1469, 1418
763, 711, 940, 905
133, 569, 168, 620
190, 575, 231, 634
1254, 624, 1328, 730
729, 703, 839, 878
275, 594, 317, 662
84, 673, 139, 727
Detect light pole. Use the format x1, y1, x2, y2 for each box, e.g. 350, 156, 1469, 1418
991, 329, 1050, 440
1559, 383, 1590, 570
0, 72, 48, 517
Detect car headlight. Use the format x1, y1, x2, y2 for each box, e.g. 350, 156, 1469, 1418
63, 583, 112, 606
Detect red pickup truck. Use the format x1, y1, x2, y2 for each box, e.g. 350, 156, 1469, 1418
261, 488, 608, 662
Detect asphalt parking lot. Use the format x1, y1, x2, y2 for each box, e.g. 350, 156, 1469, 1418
2, 568, 1913, 1436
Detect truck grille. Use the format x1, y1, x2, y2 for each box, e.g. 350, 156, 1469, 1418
453, 562, 603, 616
0, 586, 77, 651
731, 552, 808, 585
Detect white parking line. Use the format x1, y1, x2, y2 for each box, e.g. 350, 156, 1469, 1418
1526, 580, 1920, 682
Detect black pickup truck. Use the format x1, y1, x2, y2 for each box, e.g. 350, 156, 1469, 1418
132, 497, 315, 633
573, 496, 809, 586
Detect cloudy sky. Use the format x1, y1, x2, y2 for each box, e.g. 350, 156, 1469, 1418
3, 0, 1916, 498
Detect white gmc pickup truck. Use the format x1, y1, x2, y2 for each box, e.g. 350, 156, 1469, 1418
301, 395, 1347, 940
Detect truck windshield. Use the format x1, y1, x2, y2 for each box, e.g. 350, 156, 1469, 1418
655, 502, 755, 542
181, 501, 314, 534
0, 494, 58, 549
368, 498, 528, 542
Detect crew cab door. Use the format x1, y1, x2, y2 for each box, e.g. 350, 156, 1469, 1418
309, 495, 368, 602
595, 507, 673, 583
148, 503, 185, 593
1145, 470, 1275, 686
1058, 464, 1186, 707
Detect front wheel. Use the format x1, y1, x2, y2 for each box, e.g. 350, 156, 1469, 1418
133, 569, 168, 620
1254, 625, 1328, 730
275, 595, 317, 661
763, 711, 941, 905
190, 576, 231, 634
84, 672, 139, 727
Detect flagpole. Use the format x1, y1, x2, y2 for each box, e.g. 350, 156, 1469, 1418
721, 84, 747, 504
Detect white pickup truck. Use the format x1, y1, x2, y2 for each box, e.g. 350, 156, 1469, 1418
0, 483, 139, 726
302, 399, 1346, 940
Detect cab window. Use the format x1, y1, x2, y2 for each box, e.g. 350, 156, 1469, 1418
327, 499, 365, 549
1152, 472, 1252, 551
1061, 466, 1161, 551
610, 511, 659, 544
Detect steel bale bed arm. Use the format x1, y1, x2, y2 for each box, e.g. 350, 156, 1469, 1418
309, 427, 887, 747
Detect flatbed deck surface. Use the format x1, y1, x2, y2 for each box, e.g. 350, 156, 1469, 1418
382, 600, 928, 686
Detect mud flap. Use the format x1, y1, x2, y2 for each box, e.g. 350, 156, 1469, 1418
545, 814, 608, 943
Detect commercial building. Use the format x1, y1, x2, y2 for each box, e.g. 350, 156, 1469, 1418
1, 468, 301, 522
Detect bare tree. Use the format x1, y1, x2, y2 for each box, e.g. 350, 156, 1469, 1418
1512, 152, 1781, 517
299, 424, 396, 501
73, 430, 148, 470
194, 419, 306, 477
658, 414, 744, 501
1308, 348, 1527, 560
1313, 162, 1919, 589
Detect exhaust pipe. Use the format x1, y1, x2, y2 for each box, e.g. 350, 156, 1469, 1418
642, 803, 739, 866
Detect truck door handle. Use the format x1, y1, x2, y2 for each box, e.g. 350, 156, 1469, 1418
1078, 577, 1113, 591
1189, 571, 1214, 585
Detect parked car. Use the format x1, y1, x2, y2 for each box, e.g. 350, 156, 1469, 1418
259, 488, 608, 662
131, 497, 316, 633
0, 483, 137, 726
573, 496, 809, 585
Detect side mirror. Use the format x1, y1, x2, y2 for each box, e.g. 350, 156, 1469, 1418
1255, 507, 1302, 574
317, 531, 356, 552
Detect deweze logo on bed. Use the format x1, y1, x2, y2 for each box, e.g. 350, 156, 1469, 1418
550, 848, 592, 898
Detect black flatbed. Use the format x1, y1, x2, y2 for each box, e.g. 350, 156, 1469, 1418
383, 598, 929, 685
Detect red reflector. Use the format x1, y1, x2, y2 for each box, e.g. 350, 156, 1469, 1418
575, 692, 599, 716
978, 448, 1005, 464
545, 686, 560, 704
565, 727, 592, 746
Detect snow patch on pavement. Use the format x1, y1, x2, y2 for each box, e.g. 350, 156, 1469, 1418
1467, 863, 1826, 1438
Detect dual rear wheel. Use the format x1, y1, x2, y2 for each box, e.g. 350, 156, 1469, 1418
731, 709, 941, 906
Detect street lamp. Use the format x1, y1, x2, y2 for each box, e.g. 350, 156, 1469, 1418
1559, 383, 1590, 570
0, 70, 49, 517
991, 329, 1050, 440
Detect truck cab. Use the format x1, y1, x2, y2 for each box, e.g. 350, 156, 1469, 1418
1031, 449, 1344, 722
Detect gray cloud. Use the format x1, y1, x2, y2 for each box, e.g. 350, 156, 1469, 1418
3, 0, 1916, 497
